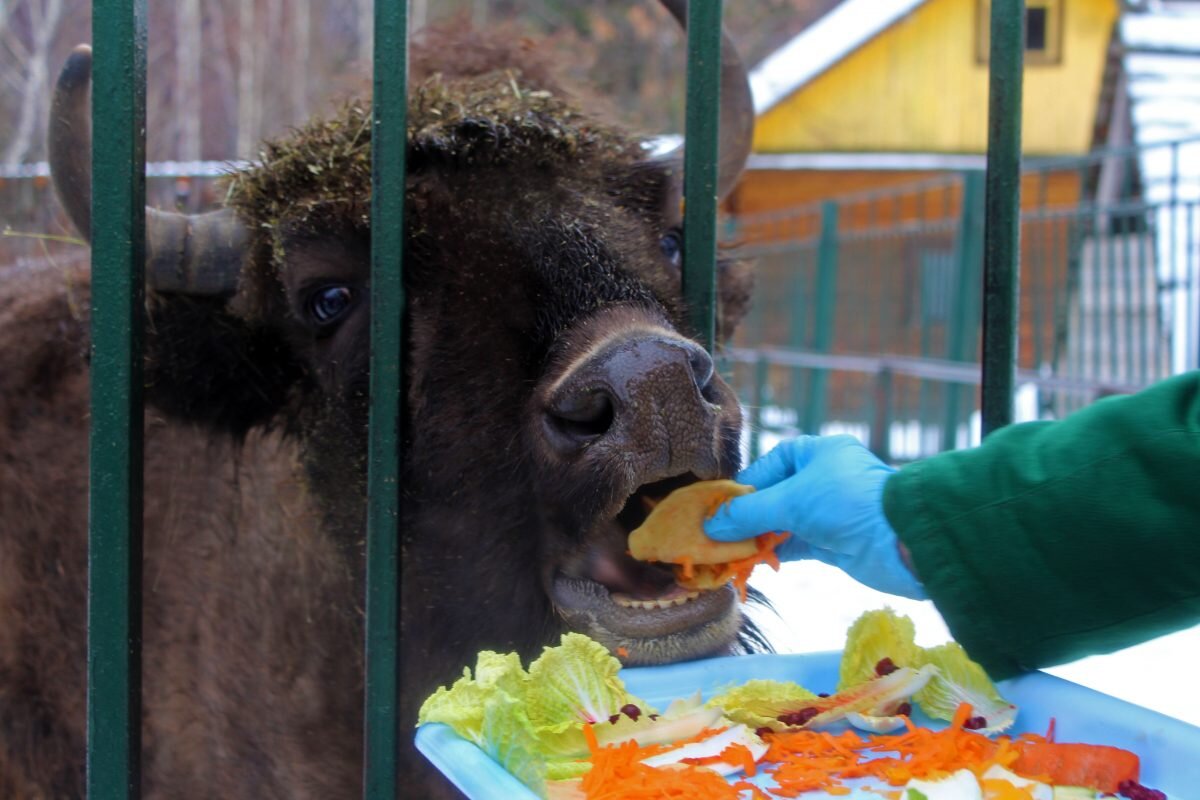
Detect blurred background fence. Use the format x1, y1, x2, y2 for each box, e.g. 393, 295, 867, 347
721, 135, 1200, 463
5, 135, 1198, 466
4, 135, 1198, 465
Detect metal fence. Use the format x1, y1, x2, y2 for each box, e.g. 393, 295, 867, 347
79, 0, 730, 797
8, 0, 1038, 796
723, 137, 1200, 463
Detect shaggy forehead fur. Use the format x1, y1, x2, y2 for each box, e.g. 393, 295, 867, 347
224, 68, 646, 320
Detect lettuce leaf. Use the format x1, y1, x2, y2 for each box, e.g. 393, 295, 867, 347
705, 668, 934, 733
480, 690, 548, 793
705, 679, 818, 731
915, 643, 1017, 734
838, 608, 921, 691
596, 691, 724, 748
417, 667, 497, 746
525, 633, 649, 731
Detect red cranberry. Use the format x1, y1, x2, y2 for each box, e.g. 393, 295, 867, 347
755, 727, 773, 738
620, 704, 641, 721
608, 714, 620, 724
1118, 780, 1167, 800
817, 692, 830, 698
875, 658, 898, 676
963, 716, 988, 730
648, 714, 659, 721
895, 703, 912, 717
778, 707, 820, 726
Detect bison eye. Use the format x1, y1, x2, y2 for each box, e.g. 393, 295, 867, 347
659, 229, 682, 269
307, 285, 355, 326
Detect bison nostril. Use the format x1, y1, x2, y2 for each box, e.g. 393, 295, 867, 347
684, 345, 721, 404
547, 388, 616, 444
688, 347, 715, 392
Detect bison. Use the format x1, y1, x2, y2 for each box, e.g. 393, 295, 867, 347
0, 3, 759, 797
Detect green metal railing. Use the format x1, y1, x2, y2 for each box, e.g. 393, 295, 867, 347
364, 0, 407, 792
83, 0, 1037, 795
980, 0, 1025, 436
83, 0, 729, 797
726, 127, 1200, 462
88, 3, 146, 798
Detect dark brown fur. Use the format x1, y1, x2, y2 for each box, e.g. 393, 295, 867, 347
0, 26, 755, 799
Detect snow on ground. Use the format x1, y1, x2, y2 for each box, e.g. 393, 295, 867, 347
747, 561, 1200, 728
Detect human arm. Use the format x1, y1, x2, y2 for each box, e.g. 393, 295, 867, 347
885, 371, 1200, 678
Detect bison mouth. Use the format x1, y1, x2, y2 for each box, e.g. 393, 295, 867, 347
548, 473, 742, 666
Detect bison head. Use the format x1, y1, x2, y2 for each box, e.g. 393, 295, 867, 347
48, 2, 757, 687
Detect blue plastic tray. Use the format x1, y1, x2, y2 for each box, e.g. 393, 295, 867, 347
416, 652, 1200, 798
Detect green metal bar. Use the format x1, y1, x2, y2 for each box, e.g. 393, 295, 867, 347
88, 3, 147, 798
1120, 202, 1135, 384
1137, 214, 1152, 385
1188, 202, 1197, 371
1057, 165, 1087, 415
870, 368, 894, 463
1031, 172, 1048, 371
943, 172, 985, 449
1105, 202, 1118, 380
788, 250, 810, 416
1091, 208, 1103, 382
749, 356, 768, 462
682, 0, 722, 352
980, 0, 1025, 437
364, 0, 407, 795
803, 201, 839, 434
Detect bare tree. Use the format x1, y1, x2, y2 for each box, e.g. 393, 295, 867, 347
356, 0, 371, 68
3, 0, 65, 165
412, 0, 429, 32
175, 0, 202, 160
235, 0, 259, 157
291, 0, 310, 122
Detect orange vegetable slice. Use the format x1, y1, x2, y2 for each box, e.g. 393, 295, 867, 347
628, 480, 758, 565
627, 480, 789, 600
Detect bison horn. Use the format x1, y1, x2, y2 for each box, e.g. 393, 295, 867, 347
657, 0, 755, 202
49, 44, 247, 296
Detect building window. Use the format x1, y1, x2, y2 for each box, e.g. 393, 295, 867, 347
977, 0, 1063, 66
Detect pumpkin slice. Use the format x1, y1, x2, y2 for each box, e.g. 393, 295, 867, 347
628, 480, 757, 566
628, 480, 789, 600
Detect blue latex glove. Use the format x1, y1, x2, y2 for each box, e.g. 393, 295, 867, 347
703, 435, 927, 599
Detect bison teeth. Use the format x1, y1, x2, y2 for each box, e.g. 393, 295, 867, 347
610, 591, 701, 610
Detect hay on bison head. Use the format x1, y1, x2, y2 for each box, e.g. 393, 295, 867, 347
223, 69, 645, 322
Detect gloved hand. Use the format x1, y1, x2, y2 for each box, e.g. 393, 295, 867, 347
703, 435, 927, 599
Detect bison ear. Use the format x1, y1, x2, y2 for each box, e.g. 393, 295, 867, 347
717, 255, 753, 344
144, 295, 304, 437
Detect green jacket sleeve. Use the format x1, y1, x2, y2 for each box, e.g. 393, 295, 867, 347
883, 371, 1200, 680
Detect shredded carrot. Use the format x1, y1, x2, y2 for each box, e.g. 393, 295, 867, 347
576, 702, 1126, 799
615, 647, 629, 658
684, 742, 759, 777
731, 780, 772, 800
674, 532, 791, 601
580, 722, 742, 800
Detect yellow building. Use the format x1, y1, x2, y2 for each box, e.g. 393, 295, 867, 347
730, 0, 1121, 218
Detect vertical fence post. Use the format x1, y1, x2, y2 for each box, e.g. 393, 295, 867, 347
803, 201, 839, 434
364, 0, 406, 796
88, 2, 147, 797
943, 172, 984, 448
980, 0, 1025, 436
749, 355, 768, 461
869, 367, 894, 463
682, 0, 722, 353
